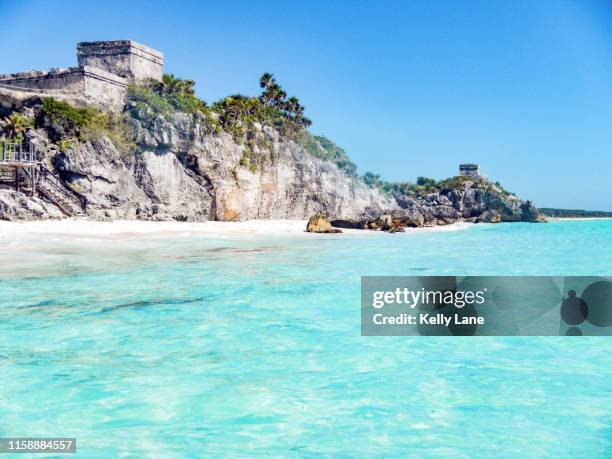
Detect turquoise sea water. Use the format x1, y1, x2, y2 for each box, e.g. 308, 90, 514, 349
0, 220, 611, 458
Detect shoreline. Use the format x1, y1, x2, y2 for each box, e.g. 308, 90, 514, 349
548, 217, 612, 221
0, 218, 472, 239
0, 217, 606, 239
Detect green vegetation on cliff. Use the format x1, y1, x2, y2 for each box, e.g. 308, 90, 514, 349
40, 98, 133, 154
258, 73, 311, 130
128, 73, 310, 139
211, 73, 311, 140
0, 112, 35, 147
360, 171, 516, 199
127, 73, 313, 173
299, 133, 358, 177
128, 74, 208, 115
92, 73, 519, 197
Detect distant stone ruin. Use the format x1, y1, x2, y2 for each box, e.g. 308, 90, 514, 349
459, 163, 480, 177
0, 40, 163, 111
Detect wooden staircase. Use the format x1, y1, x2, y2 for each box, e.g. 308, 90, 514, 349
1, 142, 87, 217
31, 166, 87, 217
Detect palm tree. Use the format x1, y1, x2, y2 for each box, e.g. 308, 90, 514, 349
259, 72, 274, 90
286, 96, 299, 116
159, 74, 197, 97
160, 74, 178, 96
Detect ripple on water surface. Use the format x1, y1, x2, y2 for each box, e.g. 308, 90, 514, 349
0, 220, 611, 456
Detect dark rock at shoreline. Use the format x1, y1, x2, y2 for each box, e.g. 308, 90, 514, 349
388, 227, 405, 233
330, 215, 408, 233
396, 209, 425, 227
378, 215, 393, 230
435, 217, 456, 225
433, 205, 461, 220
330, 219, 367, 229
520, 201, 546, 222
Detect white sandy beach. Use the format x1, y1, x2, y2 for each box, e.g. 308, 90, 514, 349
0, 218, 472, 239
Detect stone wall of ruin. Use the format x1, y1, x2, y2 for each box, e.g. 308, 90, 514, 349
0, 40, 164, 112
0, 66, 128, 111
0, 68, 86, 93
77, 40, 163, 82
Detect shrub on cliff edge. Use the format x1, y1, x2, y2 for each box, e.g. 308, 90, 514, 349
127, 74, 209, 115
40, 98, 134, 155
299, 133, 358, 177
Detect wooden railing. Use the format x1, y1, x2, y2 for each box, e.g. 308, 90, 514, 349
1, 141, 87, 215
1, 141, 39, 163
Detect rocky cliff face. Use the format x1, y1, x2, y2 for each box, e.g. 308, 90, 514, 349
27, 101, 397, 221
0, 91, 542, 224
0, 189, 64, 221
390, 180, 542, 226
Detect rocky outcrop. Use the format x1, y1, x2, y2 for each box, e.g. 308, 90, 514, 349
306, 214, 342, 233
392, 178, 543, 225
478, 209, 501, 223
0, 190, 64, 221
53, 137, 151, 220
442, 186, 529, 222
131, 151, 213, 221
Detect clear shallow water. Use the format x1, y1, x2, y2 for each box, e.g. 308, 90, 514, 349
0, 220, 611, 458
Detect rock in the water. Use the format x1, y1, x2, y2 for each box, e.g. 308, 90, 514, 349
534, 214, 548, 223
306, 214, 342, 233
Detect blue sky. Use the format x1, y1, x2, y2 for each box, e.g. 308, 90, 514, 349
1, 0, 611, 210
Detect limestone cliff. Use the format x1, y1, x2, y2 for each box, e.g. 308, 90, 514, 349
0, 90, 541, 224
0, 92, 396, 221
388, 177, 542, 226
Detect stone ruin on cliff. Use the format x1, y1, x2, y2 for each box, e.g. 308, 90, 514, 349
0, 40, 163, 111
459, 163, 480, 177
